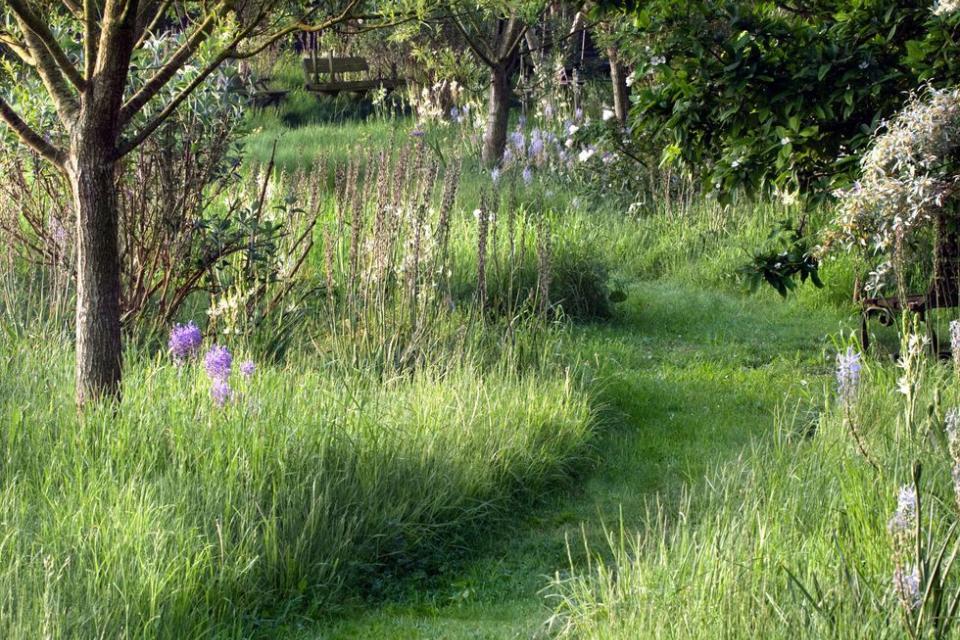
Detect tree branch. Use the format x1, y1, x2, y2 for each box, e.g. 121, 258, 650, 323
0, 30, 36, 65
12, 15, 80, 124
0, 97, 66, 167
119, 3, 224, 124
450, 12, 495, 68
8, 0, 86, 91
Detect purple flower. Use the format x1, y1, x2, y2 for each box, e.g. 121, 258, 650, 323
410, 129, 425, 138
522, 166, 533, 185
518, 114, 527, 128
169, 322, 202, 363
529, 134, 545, 161
893, 564, 922, 610
211, 379, 233, 407
509, 130, 525, 153
836, 346, 862, 402
491, 167, 501, 185
204, 345, 233, 381
450, 106, 461, 122
888, 485, 917, 537
239, 360, 256, 378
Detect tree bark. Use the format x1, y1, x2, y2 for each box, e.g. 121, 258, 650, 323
608, 46, 630, 126
69, 127, 122, 405
482, 65, 512, 167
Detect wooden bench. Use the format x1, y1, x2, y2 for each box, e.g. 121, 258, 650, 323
302, 53, 403, 96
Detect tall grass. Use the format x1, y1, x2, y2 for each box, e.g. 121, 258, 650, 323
548, 331, 960, 639
0, 319, 593, 638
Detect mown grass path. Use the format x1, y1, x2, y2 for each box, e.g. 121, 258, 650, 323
295, 279, 852, 639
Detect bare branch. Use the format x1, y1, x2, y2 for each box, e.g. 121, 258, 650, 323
133, 0, 173, 49
0, 30, 36, 65
119, 3, 224, 123
8, 0, 86, 91
11, 16, 80, 123
451, 12, 495, 68
0, 97, 66, 168
83, 0, 101, 79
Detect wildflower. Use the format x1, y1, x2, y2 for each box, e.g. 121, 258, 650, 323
836, 346, 862, 402
518, 114, 527, 128
893, 564, 922, 610
522, 166, 533, 185
626, 71, 636, 87
450, 106, 461, 122
410, 129, 425, 138
578, 146, 596, 163
781, 137, 791, 145
169, 321, 202, 363
888, 485, 918, 536
574, 107, 583, 122
239, 360, 256, 378
204, 345, 233, 381
602, 108, 615, 121
491, 167, 501, 185
211, 378, 233, 407
543, 102, 555, 119
509, 130, 525, 153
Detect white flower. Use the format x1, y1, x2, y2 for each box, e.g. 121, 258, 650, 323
781, 137, 791, 145
578, 147, 596, 162
625, 71, 636, 87
602, 108, 615, 121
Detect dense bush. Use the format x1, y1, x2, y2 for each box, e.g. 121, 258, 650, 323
603, 0, 960, 199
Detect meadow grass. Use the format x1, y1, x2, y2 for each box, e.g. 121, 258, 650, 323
0, 109, 907, 639
0, 318, 593, 638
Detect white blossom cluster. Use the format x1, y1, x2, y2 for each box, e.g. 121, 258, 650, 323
933, 0, 960, 16
825, 87, 960, 292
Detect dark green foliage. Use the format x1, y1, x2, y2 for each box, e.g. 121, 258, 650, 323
739, 218, 823, 298
606, 1, 960, 199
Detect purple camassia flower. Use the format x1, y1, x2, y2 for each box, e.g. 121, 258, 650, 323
410, 129, 425, 138
204, 345, 233, 381
888, 485, 917, 536
529, 132, 545, 161
517, 114, 527, 127
509, 130, 525, 153
574, 107, 584, 122
211, 378, 233, 407
239, 360, 256, 378
893, 564, 922, 610
503, 147, 514, 165
450, 106, 460, 121
522, 166, 533, 185
836, 345, 862, 402
169, 322, 202, 363
491, 167, 501, 185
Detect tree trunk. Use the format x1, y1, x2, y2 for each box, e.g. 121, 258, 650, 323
608, 46, 630, 126
482, 65, 512, 167
69, 131, 122, 405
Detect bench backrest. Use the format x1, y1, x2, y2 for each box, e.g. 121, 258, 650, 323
303, 55, 370, 76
